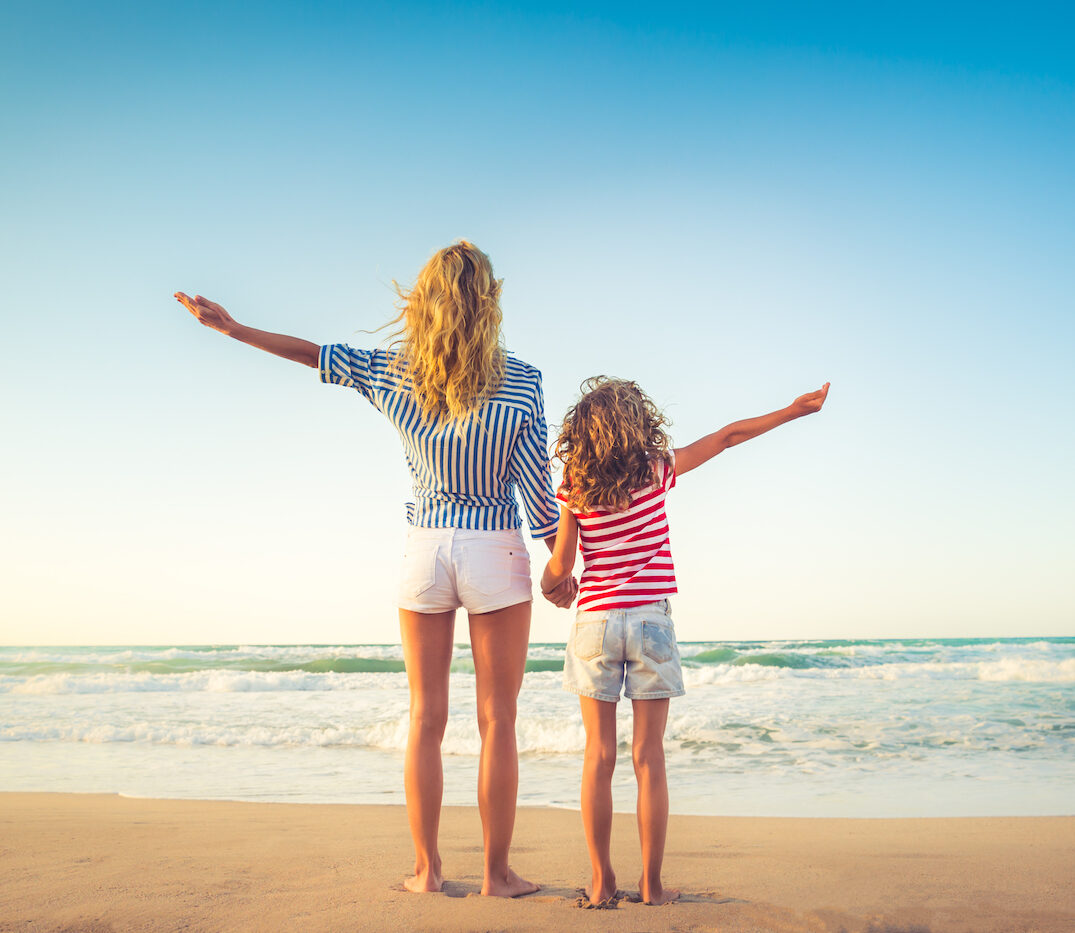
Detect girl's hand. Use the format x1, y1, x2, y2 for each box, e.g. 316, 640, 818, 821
543, 576, 578, 609
790, 382, 830, 417
175, 292, 239, 336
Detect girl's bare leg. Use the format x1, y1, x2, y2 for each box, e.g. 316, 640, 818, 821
631, 698, 680, 905
399, 608, 456, 893
579, 696, 619, 904
468, 600, 540, 897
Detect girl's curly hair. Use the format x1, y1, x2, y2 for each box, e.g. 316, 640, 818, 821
554, 376, 672, 513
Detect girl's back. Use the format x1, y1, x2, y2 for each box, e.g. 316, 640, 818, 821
561, 455, 677, 612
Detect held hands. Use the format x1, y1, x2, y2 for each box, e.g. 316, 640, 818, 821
175, 292, 239, 336
790, 382, 830, 418
543, 576, 578, 609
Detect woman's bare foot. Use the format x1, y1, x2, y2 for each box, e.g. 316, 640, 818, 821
403, 865, 444, 893
482, 866, 540, 898
638, 875, 680, 905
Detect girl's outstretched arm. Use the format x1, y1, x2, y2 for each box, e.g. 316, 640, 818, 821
175, 292, 319, 368
674, 383, 830, 476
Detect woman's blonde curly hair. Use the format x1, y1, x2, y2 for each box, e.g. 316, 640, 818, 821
383, 241, 506, 424
554, 376, 672, 513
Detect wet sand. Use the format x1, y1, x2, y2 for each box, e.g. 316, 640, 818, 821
1, 793, 1072, 932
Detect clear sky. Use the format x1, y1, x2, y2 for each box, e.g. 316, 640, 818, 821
2, 2, 1072, 645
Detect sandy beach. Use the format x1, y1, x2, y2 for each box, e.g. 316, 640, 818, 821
1, 793, 1072, 932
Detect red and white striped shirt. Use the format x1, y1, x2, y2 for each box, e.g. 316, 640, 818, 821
558, 454, 677, 611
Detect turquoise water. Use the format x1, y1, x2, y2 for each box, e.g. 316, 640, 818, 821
1, 638, 1072, 816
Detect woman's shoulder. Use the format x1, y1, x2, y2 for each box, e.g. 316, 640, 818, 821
339, 345, 409, 387
503, 351, 542, 382
497, 353, 545, 409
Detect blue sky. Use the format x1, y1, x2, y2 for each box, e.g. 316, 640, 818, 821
1, 2, 1072, 644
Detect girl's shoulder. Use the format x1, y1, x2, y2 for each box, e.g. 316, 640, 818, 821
646, 452, 676, 492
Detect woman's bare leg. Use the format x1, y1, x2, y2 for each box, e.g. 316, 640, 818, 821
579, 695, 619, 904
399, 608, 456, 893
631, 698, 679, 905
468, 600, 539, 897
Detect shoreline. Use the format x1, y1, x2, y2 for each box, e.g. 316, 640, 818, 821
103, 789, 1075, 819
3, 792, 1073, 932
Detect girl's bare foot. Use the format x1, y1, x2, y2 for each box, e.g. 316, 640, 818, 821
403, 865, 443, 893
481, 866, 540, 898
586, 869, 618, 906
639, 875, 680, 905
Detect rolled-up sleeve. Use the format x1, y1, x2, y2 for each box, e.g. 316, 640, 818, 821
509, 372, 560, 539
319, 344, 375, 402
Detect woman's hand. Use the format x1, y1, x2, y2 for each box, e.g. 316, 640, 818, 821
790, 382, 830, 417
175, 292, 238, 337
174, 292, 319, 367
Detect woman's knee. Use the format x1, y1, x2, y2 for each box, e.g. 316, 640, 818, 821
409, 700, 449, 738
476, 695, 517, 733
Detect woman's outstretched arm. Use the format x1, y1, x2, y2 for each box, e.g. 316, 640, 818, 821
175, 292, 319, 368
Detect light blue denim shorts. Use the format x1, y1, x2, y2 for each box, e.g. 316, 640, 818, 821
563, 599, 685, 702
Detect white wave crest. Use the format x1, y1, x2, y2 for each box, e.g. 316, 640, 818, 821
838, 658, 1075, 683
976, 658, 1075, 683
1, 669, 410, 695
6, 651, 1072, 695
1, 721, 392, 748
683, 664, 785, 686
0, 711, 591, 756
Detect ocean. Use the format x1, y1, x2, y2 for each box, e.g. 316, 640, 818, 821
2, 638, 1072, 817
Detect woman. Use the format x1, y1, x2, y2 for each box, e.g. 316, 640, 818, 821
176, 241, 575, 897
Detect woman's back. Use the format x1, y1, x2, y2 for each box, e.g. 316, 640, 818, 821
320, 344, 558, 537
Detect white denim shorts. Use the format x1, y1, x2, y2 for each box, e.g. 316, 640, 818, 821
398, 527, 533, 614
563, 599, 685, 702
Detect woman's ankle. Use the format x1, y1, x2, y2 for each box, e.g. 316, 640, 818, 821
404, 857, 444, 893
413, 853, 442, 877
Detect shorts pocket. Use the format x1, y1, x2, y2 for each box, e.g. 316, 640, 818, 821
460, 542, 527, 596
571, 620, 606, 661
641, 620, 676, 664
401, 546, 438, 599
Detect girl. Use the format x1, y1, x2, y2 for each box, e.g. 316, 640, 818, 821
541, 376, 829, 906
176, 241, 575, 898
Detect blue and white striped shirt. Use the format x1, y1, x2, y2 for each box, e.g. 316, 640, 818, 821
319, 344, 559, 538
